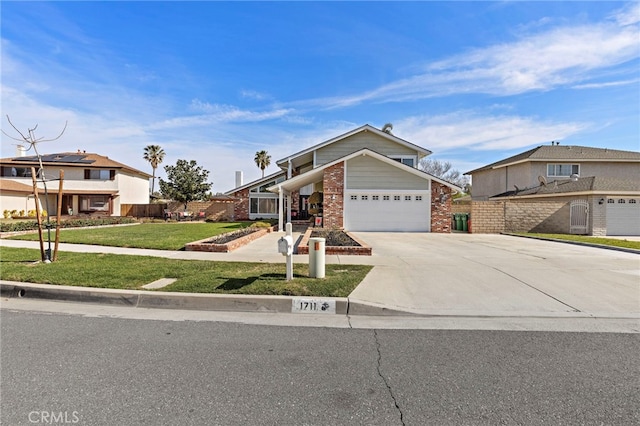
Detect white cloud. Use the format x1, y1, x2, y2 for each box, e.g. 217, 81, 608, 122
610, 2, 640, 26
294, 9, 640, 108
393, 112, 588, 152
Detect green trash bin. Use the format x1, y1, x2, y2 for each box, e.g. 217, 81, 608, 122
461, 213, 469, 232
454, 213, 462, 231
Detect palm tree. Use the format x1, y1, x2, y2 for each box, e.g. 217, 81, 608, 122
254, 150, 271, 178
143, 145, 165, 195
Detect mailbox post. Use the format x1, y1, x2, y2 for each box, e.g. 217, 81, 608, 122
277, 222, 294, 281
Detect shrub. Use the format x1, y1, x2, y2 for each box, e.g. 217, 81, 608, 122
3, 210, 10, 219
0, 216, 138, 233
251, 221, 273, 229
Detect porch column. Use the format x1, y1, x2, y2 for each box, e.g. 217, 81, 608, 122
286, 193, 292, 223
278, 185, 284, 232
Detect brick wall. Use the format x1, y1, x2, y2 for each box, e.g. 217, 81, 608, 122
322, 162, 344, 228
430, 182, 452, 233
505, 199, 569, 233
470, 197, 591, 234
470, 201, 505, 233
590, 196, 606, 236
168, 199, 236, 221
233, 188, 250, 220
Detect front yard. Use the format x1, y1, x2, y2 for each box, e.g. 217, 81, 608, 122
7, 221, 257, 250
0, 247, 371, 297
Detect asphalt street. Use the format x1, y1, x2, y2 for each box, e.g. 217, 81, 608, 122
1, 309, 638, 426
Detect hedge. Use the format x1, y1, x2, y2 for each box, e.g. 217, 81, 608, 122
0, 217, 138, 233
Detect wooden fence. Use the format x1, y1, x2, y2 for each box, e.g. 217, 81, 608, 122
120, 203, 167, 218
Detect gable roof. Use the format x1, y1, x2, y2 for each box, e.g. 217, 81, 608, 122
268, 148, 462, 193
0, 152, 152, 178
224, 169, 287, 195
491, 176, 640, 199
466, 145, 640, 174
275, 124, 432, 168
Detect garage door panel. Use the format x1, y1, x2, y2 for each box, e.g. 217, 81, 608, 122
345, 192, 430, 232
607, 198, 640, 236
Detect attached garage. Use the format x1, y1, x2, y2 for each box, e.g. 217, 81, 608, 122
606, 197, 640, 236
344, 191, 430, 232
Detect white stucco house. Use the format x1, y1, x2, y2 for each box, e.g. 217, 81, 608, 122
0, 150, 151, 216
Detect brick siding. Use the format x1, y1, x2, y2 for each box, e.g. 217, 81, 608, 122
430, 182, 452, 233
322, 162, 344, 229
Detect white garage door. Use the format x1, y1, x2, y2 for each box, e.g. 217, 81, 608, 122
344, 191, 430, 232
607, 198, 640, 236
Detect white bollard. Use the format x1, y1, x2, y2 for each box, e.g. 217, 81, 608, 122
308, 237, 325, 278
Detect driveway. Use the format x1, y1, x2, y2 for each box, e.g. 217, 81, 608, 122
347, 233, 640, 318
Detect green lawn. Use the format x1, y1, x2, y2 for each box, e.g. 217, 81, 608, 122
516, 233, 640, 250
7, 222, 256, 250
0, 247, 372, 297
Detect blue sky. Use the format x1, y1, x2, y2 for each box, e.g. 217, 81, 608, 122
2, 1, 638, 192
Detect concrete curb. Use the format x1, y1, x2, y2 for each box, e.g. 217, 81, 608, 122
503, 233, 640, 255
0, 281, 351, 315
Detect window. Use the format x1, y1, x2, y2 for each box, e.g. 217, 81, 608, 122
405, 195, 412, 201
372, 195, 379, 201
250, 176, 285, 193
607, 199, 614, 204
85, 169, 115, 180
79, 195, 110, 212
391, 156, 416, 167
618, 199, 626, 204
394, 195, 401, 201
1, 166, 36, 177
350, 195, 358, 201
361, 195, 368, 201
416, 195, 423, 201
383, 195, 390, 201
547, 164, 579, 177
250, 197, 279, 214
630, 199, 637, 204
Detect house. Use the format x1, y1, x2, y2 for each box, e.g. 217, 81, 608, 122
0, 150, 151, 216
226, 125, 462, 232
465, 144, 640, 236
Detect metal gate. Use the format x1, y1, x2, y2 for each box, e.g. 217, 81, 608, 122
570, 199, 589, 234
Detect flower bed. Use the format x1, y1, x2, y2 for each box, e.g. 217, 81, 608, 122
185, 226, 274, 253
297, 228, 371, 256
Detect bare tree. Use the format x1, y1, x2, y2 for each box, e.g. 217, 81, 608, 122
418, 158, 470, 190
2, 115, 67, 262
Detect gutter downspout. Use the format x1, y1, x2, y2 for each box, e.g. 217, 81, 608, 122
278, 185, 284, 232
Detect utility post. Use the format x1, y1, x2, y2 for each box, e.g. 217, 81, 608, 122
277, 222, 294, 281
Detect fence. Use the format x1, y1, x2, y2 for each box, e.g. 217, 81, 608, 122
120, 203, 167, 218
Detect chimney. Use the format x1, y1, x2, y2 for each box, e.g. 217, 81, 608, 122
15, 145, 26, 157
235, 171, 243, 188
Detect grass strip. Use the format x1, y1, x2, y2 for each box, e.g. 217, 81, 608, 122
7, 222, 255, 251
514, 233, 640, 250
0, 247, 372, 297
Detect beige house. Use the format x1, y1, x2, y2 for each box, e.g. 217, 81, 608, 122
465, 144, 640, 236
226, 124, 462, 232
0, 151, 151, 216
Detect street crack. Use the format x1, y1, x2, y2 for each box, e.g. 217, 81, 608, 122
374, 329, 405, 425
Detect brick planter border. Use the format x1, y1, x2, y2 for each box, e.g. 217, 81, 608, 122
185, 226, 275, 253
297, 228, 372, 256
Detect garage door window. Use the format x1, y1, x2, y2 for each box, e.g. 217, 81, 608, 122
361, 195, 368, 201
618, 199, 626, 204
383, 195, 390, 201
416, 195, 423, 201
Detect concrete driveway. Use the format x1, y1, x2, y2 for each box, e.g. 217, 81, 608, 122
347, 233, 640, 318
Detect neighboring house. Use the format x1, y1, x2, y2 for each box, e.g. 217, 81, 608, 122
465, 144, 640, 236
0, 151, 151, 216
226, 124, 462, 232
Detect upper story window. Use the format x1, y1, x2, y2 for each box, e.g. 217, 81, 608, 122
1, 166, 37, 177
391, 156, 416, 168
250, 176, 286, 193
84, 169, 115, 180
547, 164, 579, 177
